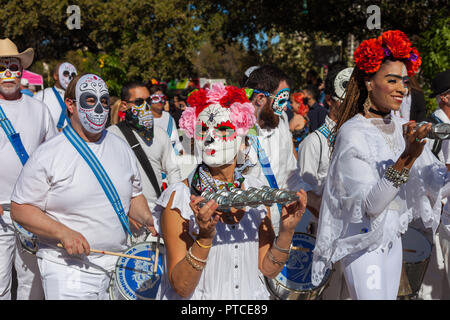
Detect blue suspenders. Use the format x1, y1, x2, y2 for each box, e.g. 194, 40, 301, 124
0, 105, 29, 165
52, 87, 69, 130
62, 125, 132, 236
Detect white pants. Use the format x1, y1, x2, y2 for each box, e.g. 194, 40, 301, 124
0, 211, 44, 300
439, 224, 450, 292
342, 236, 402, 300
38, 259, 111, 300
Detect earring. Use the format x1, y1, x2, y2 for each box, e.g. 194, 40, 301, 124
363, 94, 372, 115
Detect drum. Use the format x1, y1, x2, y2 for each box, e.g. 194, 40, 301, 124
265, 232, 332, 300
12, 221, 38, 254
109, 239, 165, 300
397, 227, 432, 299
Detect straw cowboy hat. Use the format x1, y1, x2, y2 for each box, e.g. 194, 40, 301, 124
0, 38, 34, 69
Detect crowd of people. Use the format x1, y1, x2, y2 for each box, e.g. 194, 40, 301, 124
1, 28, 450, 301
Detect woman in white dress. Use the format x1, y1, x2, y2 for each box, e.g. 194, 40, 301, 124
153, 84, 307, 299
311, 30, 447, 300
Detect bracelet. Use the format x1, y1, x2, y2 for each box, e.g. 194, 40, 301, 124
272, 236, 291, 254
267, 248, 287, 266
188, 246, 208, 264
185, 250, 205, 271
384, 166, 410, 188
196, 239, 212, 249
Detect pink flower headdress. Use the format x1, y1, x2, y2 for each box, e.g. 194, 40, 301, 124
179, 83, 256, 138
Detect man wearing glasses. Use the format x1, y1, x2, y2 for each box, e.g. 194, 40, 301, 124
107, 82, 182, 240
35, 62, 77, 131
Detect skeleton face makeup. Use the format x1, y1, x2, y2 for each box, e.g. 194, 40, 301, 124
272, 88, 290, 116
0, 57, 22, 83
75, 74, 110, 134
58, 62, 77, 90
131, 101, 153, 128
194, 104, 242, 167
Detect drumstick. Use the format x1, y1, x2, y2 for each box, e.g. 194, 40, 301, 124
291, 246, 310, 252
403, 248, 417, 253
153, 235, 160, 274
56, 243, 152, 262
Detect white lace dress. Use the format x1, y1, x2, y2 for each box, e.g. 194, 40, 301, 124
152, 175, 271, 300
311, 114, 447, 286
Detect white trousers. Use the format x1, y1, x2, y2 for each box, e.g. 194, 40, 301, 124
38, 259, 111, 300
439, 224, 450, 292
342, 235, 402, 300
0, 211, 43, 300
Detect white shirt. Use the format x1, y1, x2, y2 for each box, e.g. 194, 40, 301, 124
153, 175, 270, 300
294, 115, 335, 196
311, 114, 447, 286
34, 87, 68, 129
107, 124, 182, 210
0, 94, 57, 205
153, 111, 184, 155
11, 130, 143, 273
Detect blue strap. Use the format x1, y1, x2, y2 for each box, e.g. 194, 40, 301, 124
52, 87, 68, 130
0, 105, 29, 165
62, 125, 132, 236
249, 135, 283, 214
317, 123, 335, 144
431, 114, 443, 124
166, 114, 180, 155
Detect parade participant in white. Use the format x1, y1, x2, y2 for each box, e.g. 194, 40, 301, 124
243, 65, 299, 235
148, 84, 184, 156
10, 74, 157, 300
0, 38, 57, 300
311, 30, 447, 300
35, 62, 77, 131
154, 84, 307, 299
292, 66, 353, 300
108, 82, 181, 236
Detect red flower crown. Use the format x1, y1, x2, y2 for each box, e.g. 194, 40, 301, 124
353, 30, 421, 77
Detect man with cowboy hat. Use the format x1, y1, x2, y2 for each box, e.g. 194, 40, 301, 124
0, 38, 57, 300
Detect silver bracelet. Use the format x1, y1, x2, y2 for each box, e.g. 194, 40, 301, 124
267, 248, 287, 266
188, 246, 208, 264
272, 236, 291, 254
384, 166, 410, 188
185, 250, 205, 271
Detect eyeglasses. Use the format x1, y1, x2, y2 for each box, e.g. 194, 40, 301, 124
127, 94, 166, 106
62, 71, 77, 79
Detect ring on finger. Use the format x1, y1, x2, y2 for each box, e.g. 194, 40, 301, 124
415, 137, 423, 142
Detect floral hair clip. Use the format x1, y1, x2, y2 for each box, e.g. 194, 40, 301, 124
179, 83, 256, 138
353, 30, 421, 77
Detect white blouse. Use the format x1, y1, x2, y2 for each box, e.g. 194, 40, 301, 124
153, 175, 270, 300
311, 114, 447, 286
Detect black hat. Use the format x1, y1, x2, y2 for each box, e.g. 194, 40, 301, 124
429, 69, 450, 98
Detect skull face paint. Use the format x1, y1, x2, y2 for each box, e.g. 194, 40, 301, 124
194, 104, 242, 167
75, 74, 110, 134
58, 62, 77, 90
0, 57, 22, 83
131, 101, 153, 128
272, 88, 290, 116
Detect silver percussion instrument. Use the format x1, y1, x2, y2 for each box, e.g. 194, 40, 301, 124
397, 227, 432, 299
109, 237, 165, 300
265, 232, 332, 300
12, 221, 38, 254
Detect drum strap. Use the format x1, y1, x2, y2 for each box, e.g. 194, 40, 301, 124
248, 134, 282, 214
52, 87, 69, 130
0, 104, 29, 165
62, 124, 132, 236
117, 122, 162, 198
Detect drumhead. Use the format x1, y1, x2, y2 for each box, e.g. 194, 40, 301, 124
401, 228, 432, 264
114, 241, 165, 300
271, 233, 331, 292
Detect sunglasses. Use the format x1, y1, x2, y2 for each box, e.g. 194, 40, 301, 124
63, 71, 77, 79
127, 95, 166, 106
0, 64, 20, 72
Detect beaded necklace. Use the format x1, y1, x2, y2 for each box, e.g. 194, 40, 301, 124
192, 164, 245, 194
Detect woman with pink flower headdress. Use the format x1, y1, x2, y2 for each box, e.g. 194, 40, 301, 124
311, 30, 448, 300
152, 83, 307, 299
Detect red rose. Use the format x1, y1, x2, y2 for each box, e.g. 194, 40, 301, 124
187, 89, 209, 116
354, 38, 385, 74
220, 86, 249, 108
380, 30, 412, 59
